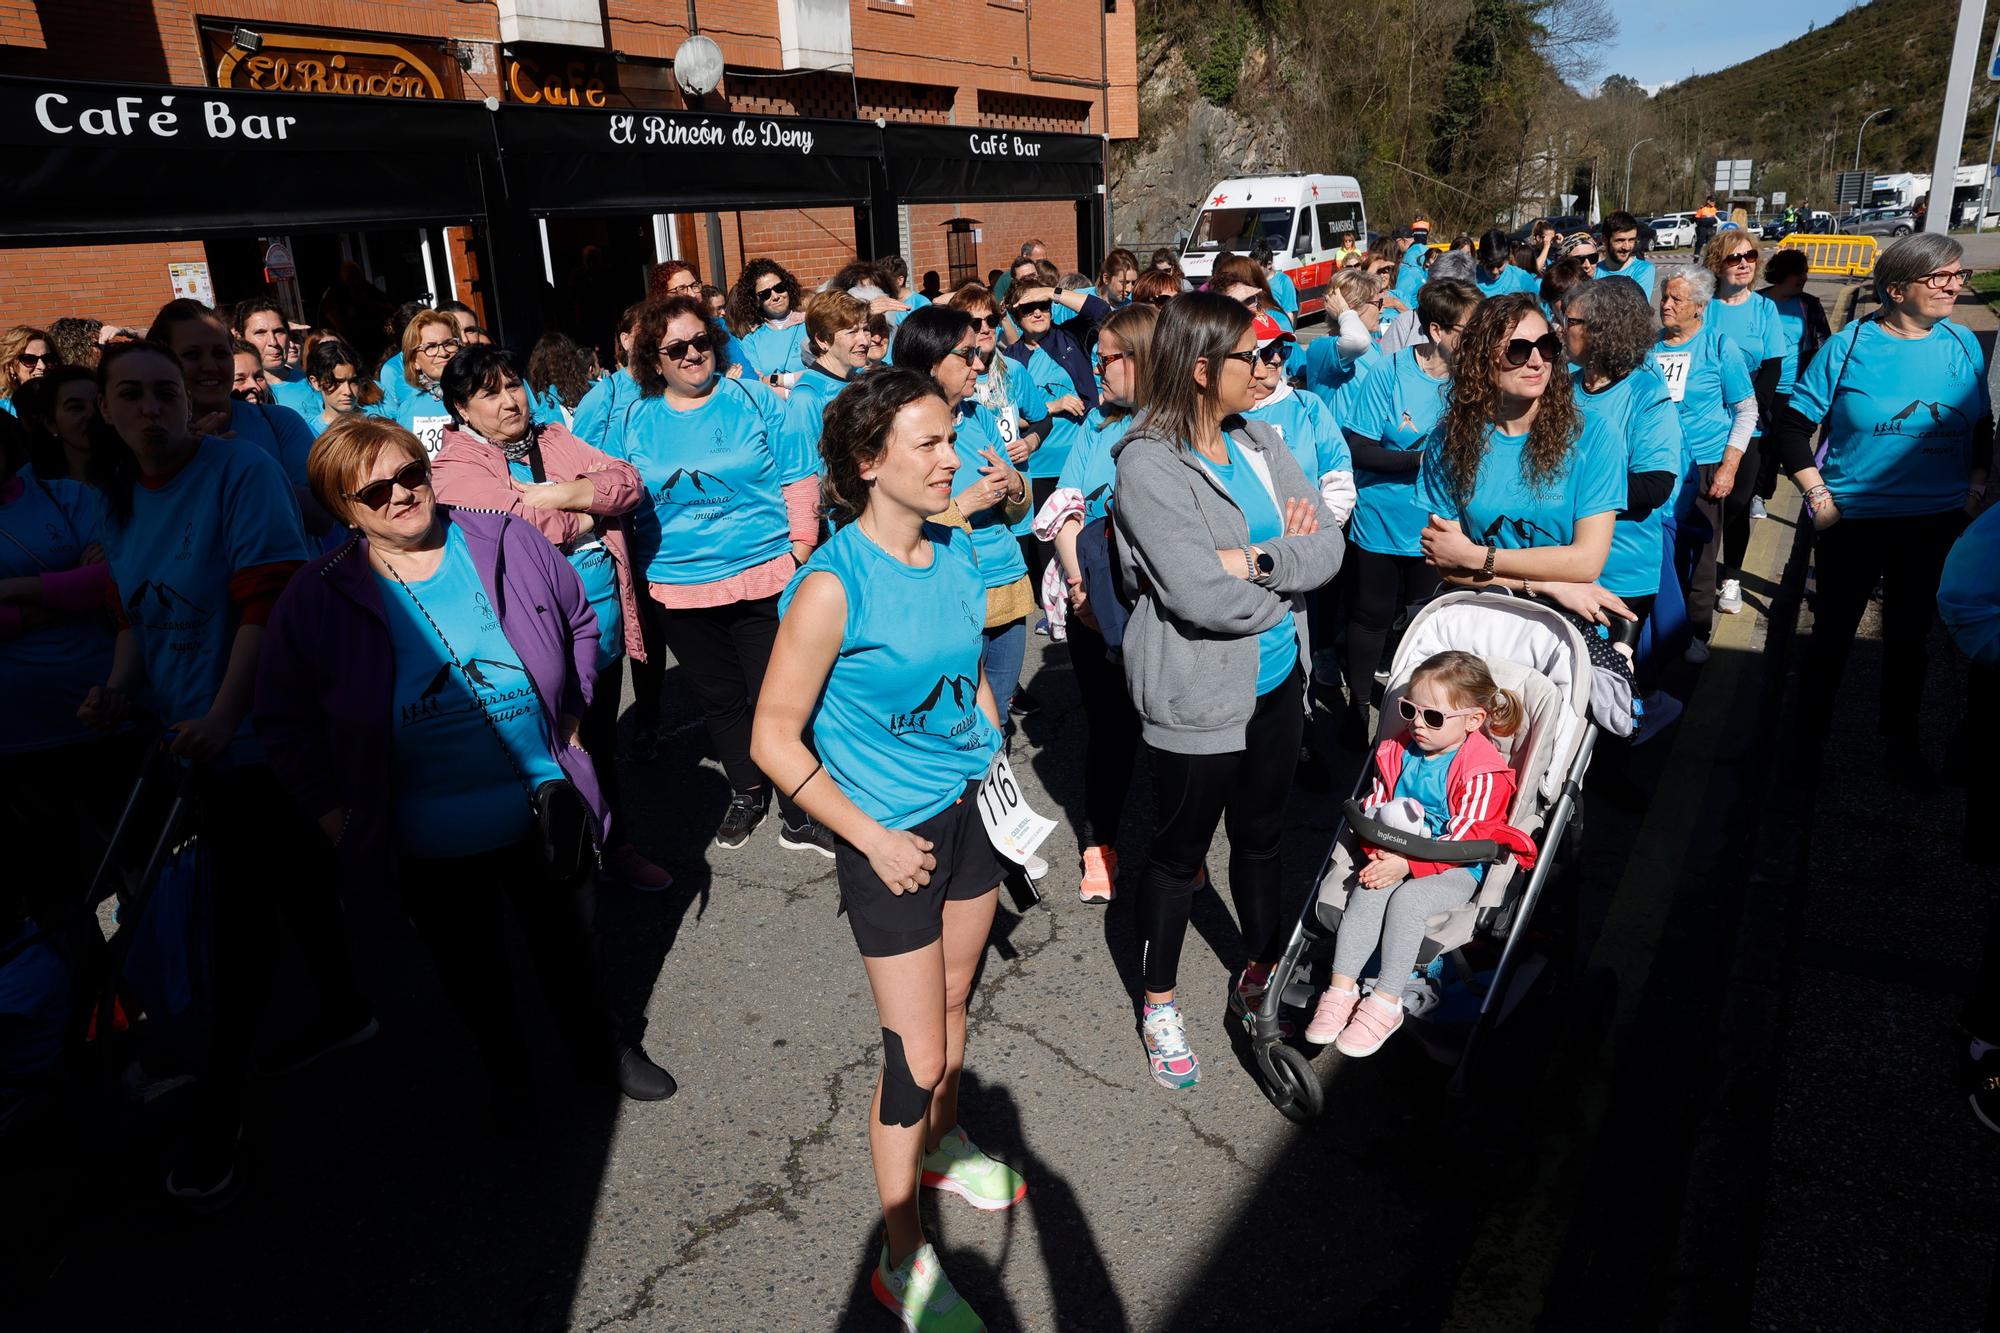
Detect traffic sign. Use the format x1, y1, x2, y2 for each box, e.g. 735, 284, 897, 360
1989, 20, 2000, 79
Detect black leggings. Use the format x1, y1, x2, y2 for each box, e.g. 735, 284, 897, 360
656, 594, 798, 820
1139, 670, 1304, 993
1067, 617, 1141, 847
1799, 511, 1963, 744
1343, 547, 1435, 713
1722, 434, 1763, 572
578, 654, 629, 848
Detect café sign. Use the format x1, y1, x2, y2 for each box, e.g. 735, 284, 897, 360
202, 24, 463, 101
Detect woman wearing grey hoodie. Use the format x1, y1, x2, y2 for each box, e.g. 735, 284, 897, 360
1111, 291, 1347, 1090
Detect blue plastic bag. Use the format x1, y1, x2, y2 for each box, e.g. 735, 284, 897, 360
121, 835, 213, 1030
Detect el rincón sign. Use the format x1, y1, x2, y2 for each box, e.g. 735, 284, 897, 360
202, 24, 463, 100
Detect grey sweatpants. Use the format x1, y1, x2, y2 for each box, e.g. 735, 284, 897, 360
1330, 867, 1480, 1000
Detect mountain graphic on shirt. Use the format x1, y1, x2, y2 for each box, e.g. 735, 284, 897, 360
418, 657, 529, 701
1878, 400, 1971, 441
125, 580, 212, 628
890, 672, 979, 737
654, 468, 736, 506
1085, 483, 1109, 508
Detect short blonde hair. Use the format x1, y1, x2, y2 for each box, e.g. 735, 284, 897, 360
308, 415, 426, 525
400, 311, 457, 388
1703, 230, 1761, 284
1331, 266, 1382, 310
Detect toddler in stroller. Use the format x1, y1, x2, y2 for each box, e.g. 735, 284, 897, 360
1303, 650, 1540, 1055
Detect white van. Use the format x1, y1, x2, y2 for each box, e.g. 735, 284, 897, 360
1178, 174, 1368, 319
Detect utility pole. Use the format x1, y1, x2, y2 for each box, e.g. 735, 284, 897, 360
1854, 107, 1890, 171
1983, 97, 2000, 233
1625, 137, 1654, 212
1927, 0, 1986, 233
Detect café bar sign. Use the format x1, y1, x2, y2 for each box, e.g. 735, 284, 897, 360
202, 23, 463, 100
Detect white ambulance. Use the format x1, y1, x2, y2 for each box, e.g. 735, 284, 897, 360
1178, 174, 1368, 319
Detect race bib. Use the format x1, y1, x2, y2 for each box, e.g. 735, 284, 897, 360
995, 403, 1022, 452
1654, 351, 1691, 404
976, 751, 1056, 878
411, 415, 451, 457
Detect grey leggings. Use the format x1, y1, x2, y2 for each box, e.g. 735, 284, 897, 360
1330, 867, 1480, 1000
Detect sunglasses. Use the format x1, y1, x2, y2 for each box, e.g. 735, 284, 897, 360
661, 334, 715, 362
1501, 333, 1564, 368
1398, 697, 1483, 729
1217, 348, 1259, 369
942, 345, 988, 366
757, 285, 788, 302
1093, 350, 1128, 372
1252, 343, 1289, 366
1142, 294, 1174, 307
17, 351, 47, 368
1573, 252, 1601, 264
1010, 300, 1053, 318
1723, 251, 1758, 265
969, 313, 1003, 331
417, 338, 461, 357
346, 460, 431, 510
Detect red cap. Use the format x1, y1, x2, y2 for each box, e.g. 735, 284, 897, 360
1252, 312, 1292, 348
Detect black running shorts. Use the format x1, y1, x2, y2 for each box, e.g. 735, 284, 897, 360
835, 781, 1006, 957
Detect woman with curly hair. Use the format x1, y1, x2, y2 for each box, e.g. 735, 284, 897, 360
1415, 293, 1629, 625
0, 325, 56, 413
1562, 276, 1684, 654
525, 331, 596, 428
727, 259, 808, 385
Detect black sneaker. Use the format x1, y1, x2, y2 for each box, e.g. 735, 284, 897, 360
1009, 686, 1042, 717
779, 817, 836, 859
616, 1046, 678, 1102
626, 726, 659, 764
1969, 1046, 2000, 1135
164, 1117, 245, 1210
263, 1008, 380, 1077
1295, 744, 1332, 793
713, 793, 768, 849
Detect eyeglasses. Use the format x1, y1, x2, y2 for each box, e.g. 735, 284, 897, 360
16, 352, 45, 368
664, 280, 700, 296
1235, 293, 1261, 310
969, 313, 1003, 331
1143, 294, 1174, 307
660, 334, 715, 362
1501, 333, 1564, 367
1093, 350, 1128, 372
1252, 343, 1289, 367
1397, 697, 1482, 729
1916, 268, 1970, 291
1217, 348, 1259, 369
942, 345, 988, 367
1010, 300, 1053, 318
757, 284, 788, 302
1723, 251, 1759, 265
418, 338, 461, 357
345, 460, 431, 510
1573, 252, 1601, 264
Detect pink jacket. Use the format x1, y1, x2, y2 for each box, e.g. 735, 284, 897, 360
1364, 729, 1538, 875
431, 421, 648, 662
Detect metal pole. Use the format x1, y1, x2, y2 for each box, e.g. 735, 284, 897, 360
1854, 106, 1890, 171
1982, 99, 2000, 233
1926, 0, 1986, 233
1624, 137, 1654, 212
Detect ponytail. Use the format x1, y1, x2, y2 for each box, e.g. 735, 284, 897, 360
1485, 684, 1524, 739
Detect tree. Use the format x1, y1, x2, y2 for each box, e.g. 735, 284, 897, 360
1599, 73, 1646, 101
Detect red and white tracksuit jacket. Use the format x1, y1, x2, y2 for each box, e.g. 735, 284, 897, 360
1362, 729, 1540, 876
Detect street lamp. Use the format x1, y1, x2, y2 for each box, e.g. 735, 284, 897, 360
1624, 137, 1655, 212
1854, 107, 1890, 171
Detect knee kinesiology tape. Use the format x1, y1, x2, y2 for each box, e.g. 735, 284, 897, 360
878, 1027, 934, 1128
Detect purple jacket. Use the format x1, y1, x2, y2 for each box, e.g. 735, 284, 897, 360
253, 505, 608, 878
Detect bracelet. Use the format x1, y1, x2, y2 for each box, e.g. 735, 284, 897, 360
1521, 579, 1535, 598
1481, 544, 1497, 576
786, 762, 822, 802
1243, 547, 1258, 581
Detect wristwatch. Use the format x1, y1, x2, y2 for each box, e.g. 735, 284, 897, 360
1255, 549, 1276, 581
1481, 544, 1498, 576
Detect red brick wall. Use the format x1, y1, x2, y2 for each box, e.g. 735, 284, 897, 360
0, 240, 209, 329
709, 208, 861, 290
907, 201, 1081, 289
0, 0, 45, 49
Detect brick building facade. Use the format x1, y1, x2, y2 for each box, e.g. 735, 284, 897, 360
0, 0, 1137, 339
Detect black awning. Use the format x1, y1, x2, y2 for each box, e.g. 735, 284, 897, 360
0, 75, 494, 242
493, 106, 880, 215
881, 124, 1102, 204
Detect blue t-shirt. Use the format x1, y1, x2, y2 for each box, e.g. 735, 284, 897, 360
267, 375, 323, 421
1305, 335, 1384, 418
1014, 344, 1084, 480
950, 401, 1031, 590
776, 364, 852, 482
376, 354, 407, 413
1595, 256, 1658, 303
738, 321, 809, 382
571, 370, 644, 458
394, 385, 455, 458
1940, 504, 2000, 665
505, 460, 621, 671
1475, 264, 1538, 299
1791, 318, 1988, 520
1268, 268, 1300, 318
376, 524, 563, 859
1769, 295, 1805, 396
0, 469, 112, 753
1706, 292, 1785, 436
1057, 408, 1134, 523
778, 521, 1001, 830
623, 378, 793, 586
1574, 368, 1683, 598
1344, 346, 1451, 557
229, 398, 316, 487
98, 438, 309, 764
1650, 322, 1754, 466
1244, 385, 1350, 488
1388, 740, 1485, 885
1416, 416, 1627, 560
531, 386, 568, 429
1203, 439, 1298, 694
1393, 250, 1429, 305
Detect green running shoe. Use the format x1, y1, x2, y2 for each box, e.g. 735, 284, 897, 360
871, 1241, 985, 1333
920, 1126, 1027, 1211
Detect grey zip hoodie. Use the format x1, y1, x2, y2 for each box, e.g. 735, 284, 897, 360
1111, 415, 1347, 754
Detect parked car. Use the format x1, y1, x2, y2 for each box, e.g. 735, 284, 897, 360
1648, 213, 1695, 248
1839, 205, 1915, 238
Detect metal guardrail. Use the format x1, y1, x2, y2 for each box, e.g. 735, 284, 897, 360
1775, 233, 1879, 277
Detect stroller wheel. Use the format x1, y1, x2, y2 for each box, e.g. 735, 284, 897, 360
1255, 1042, 1324, 1122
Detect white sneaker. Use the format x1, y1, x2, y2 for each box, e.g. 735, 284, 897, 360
1684, 637, 1712, 664
1749, 495, 1767, 521
1717, 579, 1744, 614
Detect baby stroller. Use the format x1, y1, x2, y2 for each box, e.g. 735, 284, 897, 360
1248, 589, 1634, 1120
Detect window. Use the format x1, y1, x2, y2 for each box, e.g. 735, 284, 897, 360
1186, 206, 1294, 255
1315, 202, 1362, 252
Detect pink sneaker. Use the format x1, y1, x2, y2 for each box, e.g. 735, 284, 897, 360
1079, 845, 1117, 903
1334, 993, 1404, 1057
1303, 985, 1361, 1045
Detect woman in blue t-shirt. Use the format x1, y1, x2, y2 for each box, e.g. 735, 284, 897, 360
1304, 267, 1387, 416
775, 289, 873, 483
1700, 233, 1786, 608
1774, 234, 1994, 783
727, 259, 810, 386
1337, 276, 1480, 746
892, 307, 1034, 724
1473, 229, 1539, 299
302, 337, 386, 436
1415, 293, 1629, 624
752, 368, 1017, 1332
81, 342, 368, 1205
390, 310, 464, 457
